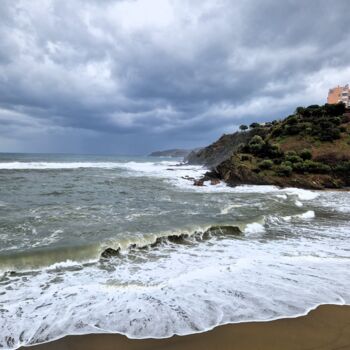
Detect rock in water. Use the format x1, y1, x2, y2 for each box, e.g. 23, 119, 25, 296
101, 247, 120, 259
205, 225, 242, 236
167, 234, 188, 244
210, 178, 220, 185
193, 179, 205, 186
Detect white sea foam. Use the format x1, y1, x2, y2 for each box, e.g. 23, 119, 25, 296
220, 204, 242, 214
0, 159, 349, 350
244, 222, 266, 235
297, 210, 315, 219
283, 210, 315, 222
0, 161, 320, 204
315, 192, 350, 214
284, 188, 319, 201
32, 230, 62, 248
47, 259, 83, 270
276, 194, 288, 200
1, 222, 349, 349
0, 161, 125, 170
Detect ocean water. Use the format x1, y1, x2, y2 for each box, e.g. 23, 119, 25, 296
0, 153, 349, 349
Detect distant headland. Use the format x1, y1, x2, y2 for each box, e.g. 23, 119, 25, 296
149, 149, 195, 158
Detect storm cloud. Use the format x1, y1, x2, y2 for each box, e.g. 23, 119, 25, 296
0, 0, 349, 154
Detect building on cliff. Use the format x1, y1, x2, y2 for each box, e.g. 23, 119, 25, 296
327, 84, 350, 107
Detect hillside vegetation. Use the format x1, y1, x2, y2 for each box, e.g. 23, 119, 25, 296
192, 103, 350, 189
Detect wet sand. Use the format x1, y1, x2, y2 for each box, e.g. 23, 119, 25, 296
25, 305, 350, 350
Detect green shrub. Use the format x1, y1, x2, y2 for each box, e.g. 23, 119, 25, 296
295, 107, 305, 115
334, 161, 350, 174
292, 162, 305, 172
239, 125, 248, 131
250, 122, 260, 129
249, 135, 264, 145
300, 149, 312, 160
286, 116, 298, 125
276, 164, 293, 176
302, 109, 311, 118
330, 116, 342, 126
284, 124, 301, 135
258, 160, 274, 170
319, 128, 341, 141
296, 160, 332, 174
273, 158, 283, 165
268, 143, 283, 158
271, 126, 283, 137
324, 102, 346, 116
248, 135, 265, 154
286, 155, 303, 163
249, 143, 263, 153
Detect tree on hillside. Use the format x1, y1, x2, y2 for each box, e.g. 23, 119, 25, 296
250, 122, 260, 129
239, 124, 248, 131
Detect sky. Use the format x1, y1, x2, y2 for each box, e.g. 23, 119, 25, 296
0, 0, 350, 155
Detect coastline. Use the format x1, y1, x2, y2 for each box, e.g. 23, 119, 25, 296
24, 304, 350, 350
190, 164, 350, 191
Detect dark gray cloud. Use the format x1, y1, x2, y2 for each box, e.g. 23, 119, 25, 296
0, 0, 349, 154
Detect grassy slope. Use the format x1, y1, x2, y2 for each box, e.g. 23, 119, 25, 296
212, 104, 350, 189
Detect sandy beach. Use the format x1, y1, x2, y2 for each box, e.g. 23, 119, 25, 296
25, 305, 350, 350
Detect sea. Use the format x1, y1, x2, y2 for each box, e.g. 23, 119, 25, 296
0, 153, 349, 348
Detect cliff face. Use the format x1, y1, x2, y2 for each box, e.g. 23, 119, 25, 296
192, 103, 350, 189
186, 129, 267, 167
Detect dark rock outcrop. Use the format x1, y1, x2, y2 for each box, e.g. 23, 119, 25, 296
210, 178, 221, 185
212, 154, 348, 189
101, 247, 120, 258
205, 225, 242, 236
193, 179, 205, 186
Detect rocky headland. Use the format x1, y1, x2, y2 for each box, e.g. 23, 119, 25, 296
149, 149, 195, 158
188, 103, 350, 190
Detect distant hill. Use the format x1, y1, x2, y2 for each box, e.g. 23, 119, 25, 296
149, 149, 193, 158
189, 103, 350, 189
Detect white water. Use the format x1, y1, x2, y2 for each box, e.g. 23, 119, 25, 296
0, 158, 349, 349
2, 223, 349, 348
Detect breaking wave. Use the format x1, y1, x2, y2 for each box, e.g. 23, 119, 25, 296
0, 224, 245, 272
0, 155, 348, 350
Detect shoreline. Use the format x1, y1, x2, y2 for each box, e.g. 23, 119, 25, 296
184, 165, 350, 191
23, 304, 350, 350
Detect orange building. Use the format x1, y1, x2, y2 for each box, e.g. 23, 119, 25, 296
327, 84, 350, 107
